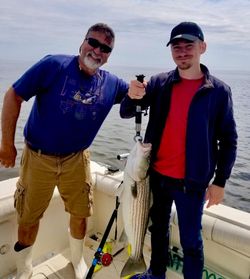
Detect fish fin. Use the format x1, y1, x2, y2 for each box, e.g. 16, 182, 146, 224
120, 256, 147, 277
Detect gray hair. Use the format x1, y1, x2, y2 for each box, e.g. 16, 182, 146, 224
86, 23, 115, 42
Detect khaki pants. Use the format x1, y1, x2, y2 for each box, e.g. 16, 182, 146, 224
14, 145, 93, 225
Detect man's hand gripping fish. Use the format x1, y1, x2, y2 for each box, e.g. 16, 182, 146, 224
120, 141, 152, 277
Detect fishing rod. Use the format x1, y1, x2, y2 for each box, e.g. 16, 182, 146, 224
117, 74, 146, 161
86, 196, 120, 279
86, 75, 146, 278
134, 74, 145, 142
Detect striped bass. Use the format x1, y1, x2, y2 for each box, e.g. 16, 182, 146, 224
120, 141, 152, 277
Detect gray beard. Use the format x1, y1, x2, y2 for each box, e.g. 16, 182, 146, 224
83, 56, 102, 70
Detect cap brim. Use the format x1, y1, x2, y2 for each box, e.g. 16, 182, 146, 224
166, 34, 199, 46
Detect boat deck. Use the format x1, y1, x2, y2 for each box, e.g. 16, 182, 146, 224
1, 174, 249, 279
4, 236, 180, 279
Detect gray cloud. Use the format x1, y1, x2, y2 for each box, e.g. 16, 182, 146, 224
0, 0, 249, 70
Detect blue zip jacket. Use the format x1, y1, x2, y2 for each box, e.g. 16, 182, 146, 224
120, 65, 237, 191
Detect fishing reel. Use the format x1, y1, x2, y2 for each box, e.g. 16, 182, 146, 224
93, 241, 114, 272
93, 249, 113, 267
100, 252, 113, 266
86, 198, 121, 278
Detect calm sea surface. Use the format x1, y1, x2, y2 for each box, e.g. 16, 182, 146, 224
0, 59, 249, 213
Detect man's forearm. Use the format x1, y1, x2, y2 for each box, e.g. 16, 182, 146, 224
1, 87, 23, 147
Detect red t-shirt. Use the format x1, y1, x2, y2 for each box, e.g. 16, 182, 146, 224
153, 77, 203, 178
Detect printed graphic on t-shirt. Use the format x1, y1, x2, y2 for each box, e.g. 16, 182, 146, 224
59, 73, 104, 120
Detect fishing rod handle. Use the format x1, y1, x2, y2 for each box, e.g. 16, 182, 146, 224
86, 199, 120, 278
134, 74, 145, 141
135, 105, 142, 124
86, 264, 95, 278
136, 74, 145, 83
133, 74, 145, 141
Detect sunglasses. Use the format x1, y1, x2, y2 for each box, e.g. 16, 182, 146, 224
85, 37, 112, 53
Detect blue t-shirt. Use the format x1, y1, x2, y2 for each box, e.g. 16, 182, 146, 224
13, 54, 129, 153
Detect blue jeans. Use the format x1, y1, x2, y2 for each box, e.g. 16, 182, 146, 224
149, 170, 205, 279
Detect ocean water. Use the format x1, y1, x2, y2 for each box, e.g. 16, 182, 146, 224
0, 59, 249, 213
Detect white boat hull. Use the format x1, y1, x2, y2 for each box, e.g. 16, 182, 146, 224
0, 161, 249, 279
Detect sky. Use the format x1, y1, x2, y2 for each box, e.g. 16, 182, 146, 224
0, 0, 250, 72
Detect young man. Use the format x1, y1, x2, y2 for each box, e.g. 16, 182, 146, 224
0, 23, 128, 279
120, 22, 237, 279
